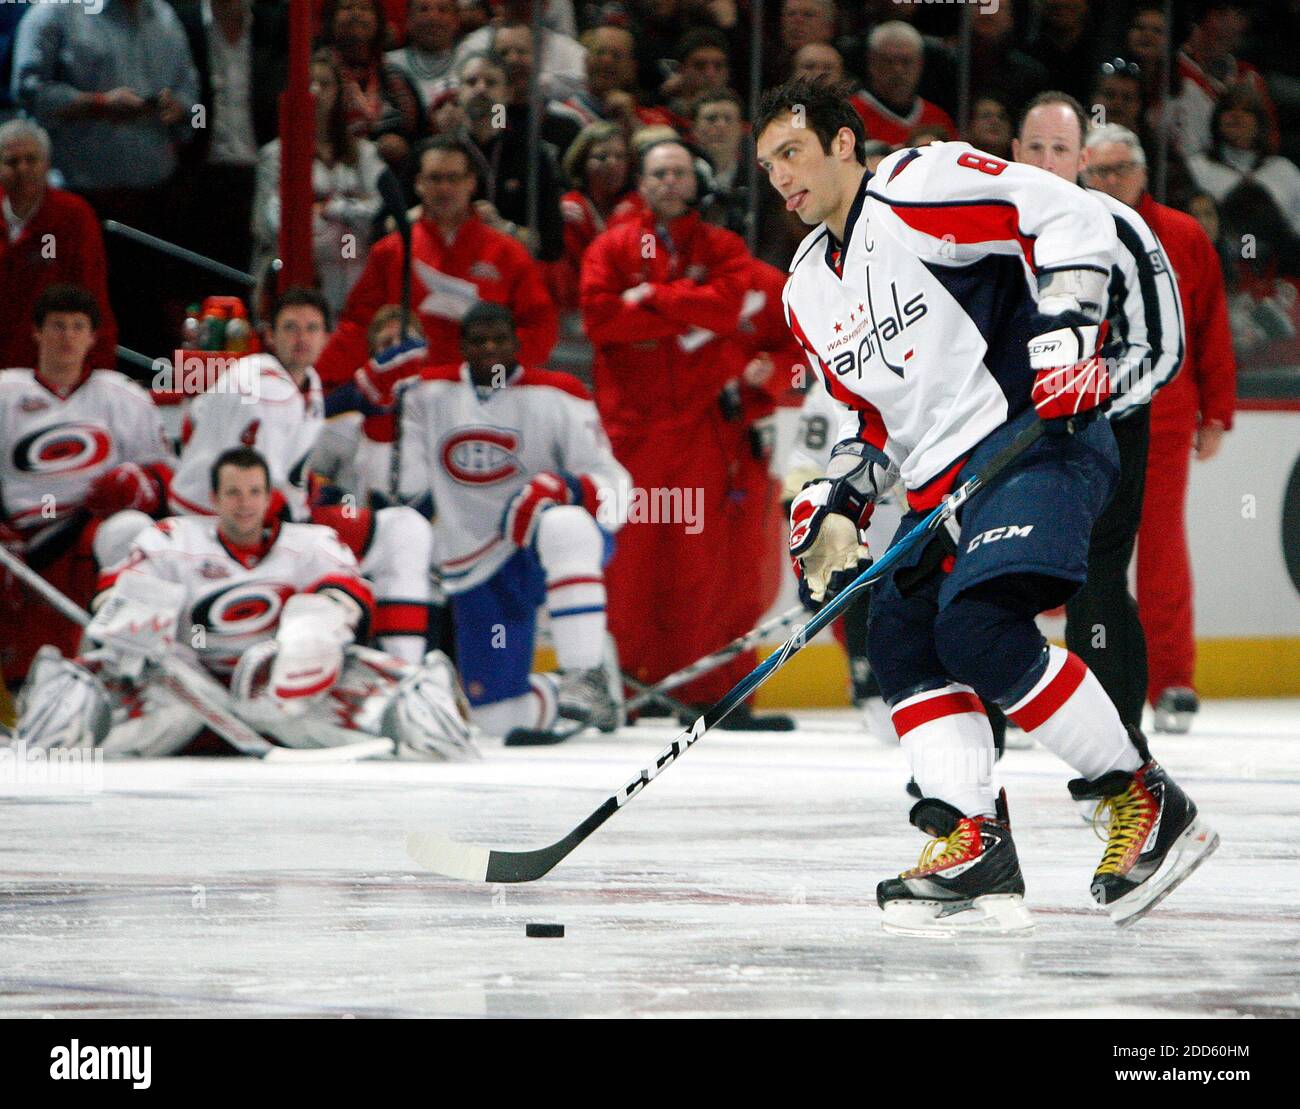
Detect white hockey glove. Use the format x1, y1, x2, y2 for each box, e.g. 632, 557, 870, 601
789, 442, 898, 607
85, 573, 186, 681
268, 592, 358, 713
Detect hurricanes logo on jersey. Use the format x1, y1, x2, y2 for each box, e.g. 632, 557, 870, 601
12, 422, 112, 474
191, 581, 296, 638
439, 427, 522, 485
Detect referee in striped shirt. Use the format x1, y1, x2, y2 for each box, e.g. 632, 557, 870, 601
1014, 94, 1185, 730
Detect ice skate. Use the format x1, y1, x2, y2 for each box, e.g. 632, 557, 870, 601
557, 667, 622, 733
1153, 687, 1199, 734
1069, 728, 1219, 926
877, 790, 1035, 937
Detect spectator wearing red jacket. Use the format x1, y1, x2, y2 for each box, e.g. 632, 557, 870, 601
850, 22, 954, 149
0, 120, 117, 372
581, 139, 790, 727
315, 136, 558, 387
1085, 132, 1237, 733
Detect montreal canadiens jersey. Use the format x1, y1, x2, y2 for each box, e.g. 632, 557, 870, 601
169, 355, 324, 519
99, 515, 371, 676
0, 368, 171, 531
781, 142, 1118, 503
396, 364, 630, 594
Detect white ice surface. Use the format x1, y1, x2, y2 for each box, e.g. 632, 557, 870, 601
2, 701, 1298, 1018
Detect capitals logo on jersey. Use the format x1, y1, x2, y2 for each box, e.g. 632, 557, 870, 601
12, 421, 113, 475
439, 427, 523, 485
826, 272, 928, 380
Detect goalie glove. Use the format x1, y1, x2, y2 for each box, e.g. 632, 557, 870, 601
268, 592, 358, 713
85, 572, 186, 681
354, 336, 427, 408
1028, 317, 1112, 426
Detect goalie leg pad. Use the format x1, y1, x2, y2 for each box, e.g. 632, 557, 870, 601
384, 649, 478, 761
15, 646, 112, 751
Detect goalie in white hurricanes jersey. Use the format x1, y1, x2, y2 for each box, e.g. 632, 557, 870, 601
15, 447, 474, 760
0, 285, 174, 688
397, 302, 631, 739
754, 79, 1216, 934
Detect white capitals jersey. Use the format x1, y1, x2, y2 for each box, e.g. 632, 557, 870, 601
0, 368, 171, 531
169, 355, 324, 519
99, 515, 372, 676
396, 364, 630, 593
781, 142, 1118, 505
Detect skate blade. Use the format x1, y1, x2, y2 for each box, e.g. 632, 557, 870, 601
881, 894, 1035, 938
1153, 711, 1193, 735
1106, 819, 1220, 928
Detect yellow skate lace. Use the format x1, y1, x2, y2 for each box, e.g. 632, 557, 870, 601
1092, 782, 1156, 876
904, 821, 978, 878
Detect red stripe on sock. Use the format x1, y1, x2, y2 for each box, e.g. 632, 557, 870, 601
547, 575, 603, 590
374, 602, 429, 635
891, 691, 985, 738
1009, 651, 1087, 731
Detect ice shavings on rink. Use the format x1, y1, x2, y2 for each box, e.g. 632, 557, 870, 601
1, 700, 1297, 1018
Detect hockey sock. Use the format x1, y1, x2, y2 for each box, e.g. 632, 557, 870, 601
536, 506, 606, 671
1000, 645, 1141, 779
891, 683, 998, 817
471, 674, 558, 737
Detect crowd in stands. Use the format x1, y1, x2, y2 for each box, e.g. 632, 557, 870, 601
1, 0, 1297, 371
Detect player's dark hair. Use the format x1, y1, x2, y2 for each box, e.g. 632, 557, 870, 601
461, 301, 516, 337
269, 286, 332, 331
1019, 90, 1090, 146
32, 283, 101, 329
210, 446, 271, 494
754, 78, 866, 165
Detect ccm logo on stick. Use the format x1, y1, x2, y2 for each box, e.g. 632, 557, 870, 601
966, 524, 1034, 552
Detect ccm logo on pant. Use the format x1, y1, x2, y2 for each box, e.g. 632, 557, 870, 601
966, 524, 1034, 552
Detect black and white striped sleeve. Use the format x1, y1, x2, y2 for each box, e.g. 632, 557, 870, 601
1092, 190, 1186, 419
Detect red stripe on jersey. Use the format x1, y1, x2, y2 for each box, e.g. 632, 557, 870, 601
1009, 651, 1087, 731
891, 691, 985, 738
882, 200, 1038, 272
905, 454, 968, 511
547, 575, 603, 591
576, 474, 601, 515
374, 601, 430, 635
787, 307, 890, 452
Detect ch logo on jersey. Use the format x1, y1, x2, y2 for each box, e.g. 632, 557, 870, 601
12, 422, 112, 475
828, 269, 927, 380
440, 427, 522, 485
191, 581, 296, 638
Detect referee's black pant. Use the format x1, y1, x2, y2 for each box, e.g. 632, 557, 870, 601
1065, 406, 1150, 730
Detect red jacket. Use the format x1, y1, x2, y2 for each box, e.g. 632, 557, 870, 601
0, 187, 118, 371
1137, 192, 1236, 430
314, 212, 559, 387
734, 257, 806, 417
580, 207, 752, 434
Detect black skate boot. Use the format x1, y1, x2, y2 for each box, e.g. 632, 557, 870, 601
876, 789, 1034, 937
1068, 727, 1219, 927
1153, 687, 1199, 734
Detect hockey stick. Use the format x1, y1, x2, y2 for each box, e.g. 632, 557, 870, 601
0, 544, 391, 763
501, 603, 809, 746
408, 418, 1050, 882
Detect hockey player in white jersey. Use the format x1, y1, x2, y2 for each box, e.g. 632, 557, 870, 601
397, 302, 630, 739
15, 447, 473, 760
0, 285, 174, 686
755, 79, 1216, 933
160, 288, 436, 667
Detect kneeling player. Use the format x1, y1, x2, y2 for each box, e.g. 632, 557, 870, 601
397, 303, 629, 738
15, 447, 473, 759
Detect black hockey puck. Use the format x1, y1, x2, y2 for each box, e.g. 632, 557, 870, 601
525, 922, 565, 938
